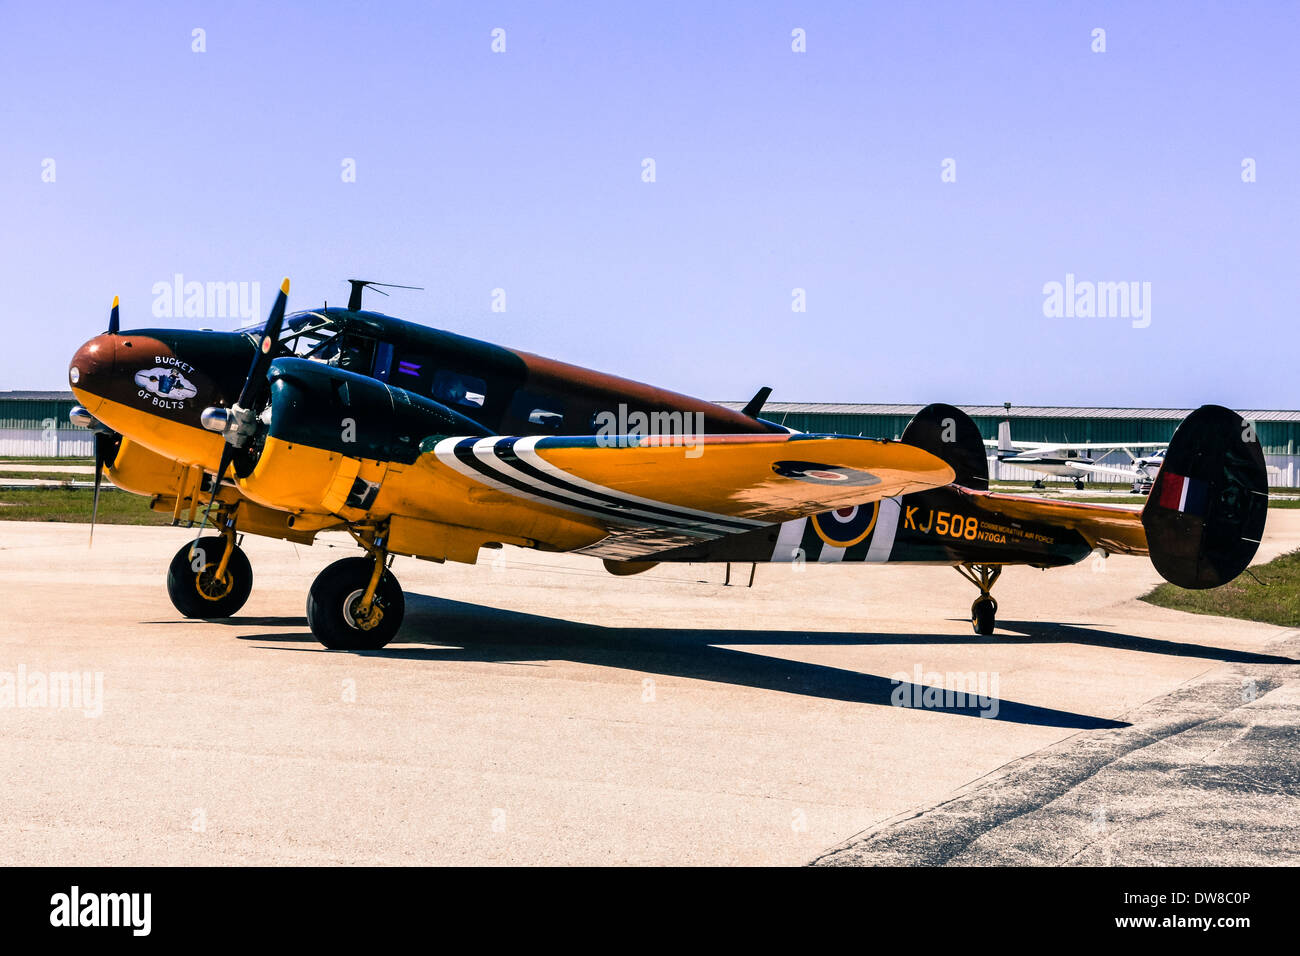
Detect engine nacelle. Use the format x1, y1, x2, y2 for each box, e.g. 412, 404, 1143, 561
235, 358, 491, 517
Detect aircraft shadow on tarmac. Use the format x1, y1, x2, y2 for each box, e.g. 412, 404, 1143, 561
219, 592, 1287, 731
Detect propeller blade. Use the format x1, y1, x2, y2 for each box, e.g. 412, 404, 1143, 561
89, 431, 109, 546
236, 278, 290, 409
107, 295, 120, 334
192, 277, 289, 556
192, 443, 237, 550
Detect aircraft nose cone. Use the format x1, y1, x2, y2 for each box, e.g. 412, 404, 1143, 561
69, 334, 117, 411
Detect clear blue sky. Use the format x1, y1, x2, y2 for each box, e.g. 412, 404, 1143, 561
2, 1, 1296, 408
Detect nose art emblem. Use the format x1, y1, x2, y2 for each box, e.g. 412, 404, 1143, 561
134, 366, 198, 400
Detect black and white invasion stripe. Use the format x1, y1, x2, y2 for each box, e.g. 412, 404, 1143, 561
432, 436, 768, 538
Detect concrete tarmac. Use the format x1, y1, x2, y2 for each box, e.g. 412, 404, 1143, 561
1, 512, 1296, 865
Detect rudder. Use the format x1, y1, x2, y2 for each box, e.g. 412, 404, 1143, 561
1142, 404, 1268, 589
901, 403, 988, 491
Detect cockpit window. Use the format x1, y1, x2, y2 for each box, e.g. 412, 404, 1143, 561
302, 336, 339, 360
335, 335, 376, 373
241, 311, 377, 375
300, 332, 375, 373
237, 313, 485, 412
237, 311, 344, 357
282, 312, 340, 355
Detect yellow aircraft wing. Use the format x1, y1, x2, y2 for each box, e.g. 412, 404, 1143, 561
407, 433, 955, 559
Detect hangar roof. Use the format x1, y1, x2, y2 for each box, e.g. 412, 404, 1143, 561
0, 390, 75, 401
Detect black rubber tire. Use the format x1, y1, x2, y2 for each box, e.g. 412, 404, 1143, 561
971, 596, 997, 636
306, 557, 405, 650
167, 538, 253, 618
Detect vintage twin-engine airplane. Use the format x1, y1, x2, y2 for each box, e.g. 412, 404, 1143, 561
68, 279, 1269, 649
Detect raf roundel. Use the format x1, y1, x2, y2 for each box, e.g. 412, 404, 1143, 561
772, 460, 882, 487
812, 501, 881, 548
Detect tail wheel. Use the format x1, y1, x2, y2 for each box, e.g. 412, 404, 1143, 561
971, 596, 997, 636
307, 557, 405, 650
167, 537, 253, 618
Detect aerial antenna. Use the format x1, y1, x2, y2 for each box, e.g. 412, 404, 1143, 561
346, 279, 424, 311
742, 386, 772, 419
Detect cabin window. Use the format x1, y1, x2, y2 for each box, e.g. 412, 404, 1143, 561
431, 369, 487, 408
389, 352, 433, 391
373, 342, 395, 382
380, 348, 488, 410
509, 390, 565, 432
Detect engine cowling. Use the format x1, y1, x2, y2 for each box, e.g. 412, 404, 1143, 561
235, 358, 491, 516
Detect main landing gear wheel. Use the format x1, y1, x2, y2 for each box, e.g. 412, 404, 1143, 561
167, 537, 253, 618
971, 596, 998, 636
955, 563, 1002, 636
307, 557, 405, 650
1074, 479, 1085, 490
